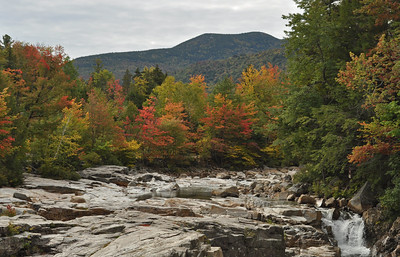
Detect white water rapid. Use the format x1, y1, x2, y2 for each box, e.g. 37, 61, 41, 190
322, 210, 371, 257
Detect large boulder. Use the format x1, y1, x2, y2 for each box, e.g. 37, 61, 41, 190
348, 182, 377, 214
212, 186, 239, 198
363, 206, 390, 246
79, 165, 132, 186
372, 217, 400, 257
297, 194, 316, 205
193, 218, 285, 257
287, 183, 309, 196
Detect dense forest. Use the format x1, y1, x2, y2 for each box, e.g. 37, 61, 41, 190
0, 0, 399, 219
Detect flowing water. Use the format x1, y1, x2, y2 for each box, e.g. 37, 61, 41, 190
322, 210, 371, 257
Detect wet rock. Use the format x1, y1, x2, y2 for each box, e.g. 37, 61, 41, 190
70, 196, 86, 203
13, 192, 32, 202
299, 245, 341, 257
287, 194, 296, 201
0, 168, 342, 257
325, 198, 337, 208
212, 186, 239, 198
372, 217, 400, 256
315, 198, 326, 208
348, 182, 377, 214
338, 198, 348, 208
288, 183, 309, 196
216, 172, 231, 179
284, 224, 334, 252
134, 173, 175, 183
298, 194, 316, 205
303, 209, 322, 226
207, 246, 224, 257
273, 191, 290, 200
331, 208, 340, 220
363, 206, 390, 246
193, 218, 285, 257
79, 165, 131, 186
38, 207, 112, 221
253, 183, 264, 193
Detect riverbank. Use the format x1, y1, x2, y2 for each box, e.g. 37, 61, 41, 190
0, 166, 396, 256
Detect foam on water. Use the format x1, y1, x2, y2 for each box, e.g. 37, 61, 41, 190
323, 210, 370, 257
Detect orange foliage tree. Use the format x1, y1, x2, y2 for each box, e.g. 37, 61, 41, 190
338, 34, 400, 164
199, 94, 258, 166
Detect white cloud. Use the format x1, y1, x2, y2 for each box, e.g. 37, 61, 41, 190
0, 0, 300, 58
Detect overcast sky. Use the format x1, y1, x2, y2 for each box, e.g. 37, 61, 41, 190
1, 0, 300, 59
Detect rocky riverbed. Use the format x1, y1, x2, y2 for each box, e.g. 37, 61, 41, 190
0, 165, 385, 256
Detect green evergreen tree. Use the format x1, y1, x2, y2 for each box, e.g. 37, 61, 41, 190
277, 0, 385, 196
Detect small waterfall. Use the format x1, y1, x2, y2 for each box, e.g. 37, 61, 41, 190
322, 210, 370, 257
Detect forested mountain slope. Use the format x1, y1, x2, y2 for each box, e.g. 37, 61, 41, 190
73, 32, 283, 82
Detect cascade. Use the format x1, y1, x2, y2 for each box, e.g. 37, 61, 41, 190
322, 210, 371, 257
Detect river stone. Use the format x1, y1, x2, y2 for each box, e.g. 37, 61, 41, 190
287, 194, 296, 201
372, 216, 400, 256
79, 165, 131, 186
70, 196, 86, 203
315, 198, 326, 208
216, 172, 231, 179
331, 208, 340, 220
13, 192, 32, 202
207, 246, 224, 257
299, 245, 341, 257
348, 181, 377, 214
38, 207, 112, 221
298, 194, 316, 205
0, 168, 341, 257
303, 209, 322, 226
193, 219, 285, 257
325, 197, 337, 208
288, 183, 309, 196
363, 206, 390, 246
339, 199, 347, 208
212, 186, 239, 198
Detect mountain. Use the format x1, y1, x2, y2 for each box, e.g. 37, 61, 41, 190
172, 48, 286, 85
73, 32, 284, 83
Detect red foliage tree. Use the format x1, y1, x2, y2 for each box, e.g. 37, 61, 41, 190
0, 88, 14, 157
130, 97, 174, 161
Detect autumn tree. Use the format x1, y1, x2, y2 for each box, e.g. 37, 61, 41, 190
38, 99, 88, 179
153, 75, 208, 125
158, 101, 195, 163
0, 41, 80, 178
277, 0, 388, 196
236, 64, 285, 157
199, 94, 258, 167
338, 31, 400, 183
0, 88, 14, 158
83, 88, 123, 165
128, 97, 173, 162
0, 87, 20, 185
